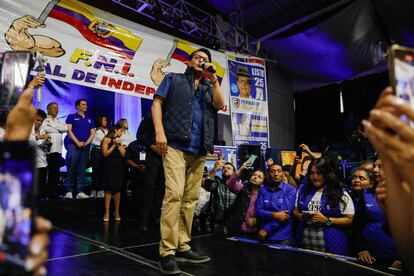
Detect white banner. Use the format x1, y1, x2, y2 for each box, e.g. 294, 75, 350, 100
227, 54, 269, 148
0, 0, 230, 114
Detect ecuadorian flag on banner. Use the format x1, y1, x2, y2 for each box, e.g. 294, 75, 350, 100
49, 0, 142, 60
170, 40, 226, 84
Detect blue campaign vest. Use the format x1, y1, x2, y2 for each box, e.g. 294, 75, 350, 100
362, 190, 399, 260
296, 185, 351, 255
163, 67, 216, 153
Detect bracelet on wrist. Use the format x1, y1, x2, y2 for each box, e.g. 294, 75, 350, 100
210, 77, 218, 85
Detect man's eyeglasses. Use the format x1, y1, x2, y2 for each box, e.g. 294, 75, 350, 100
352, 175, 366, 181
192, 54, 209, 62
237, 79, 251, 85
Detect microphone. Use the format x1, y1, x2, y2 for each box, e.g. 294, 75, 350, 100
199, 58, 216, 74
34, 52, 47, 103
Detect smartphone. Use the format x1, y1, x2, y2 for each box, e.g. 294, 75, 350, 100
296, 147, 302, 159
246, 154, 258, 164
302, 210, 315, 215
0, 51, 34, 110
389, 44, 414, 126
246, 154, 258, 169
0, 141, 36, 268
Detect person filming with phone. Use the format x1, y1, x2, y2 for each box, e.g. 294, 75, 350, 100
1, 74, 51, 276
203, 159, 237, 234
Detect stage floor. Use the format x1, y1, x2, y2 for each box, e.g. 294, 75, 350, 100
40, 198, 405, 276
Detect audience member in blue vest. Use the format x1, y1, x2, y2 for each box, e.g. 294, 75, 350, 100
351, 167, 401, 267
349, 167, 375, 207
256, 163, 297, 245
294, 157, 354, 255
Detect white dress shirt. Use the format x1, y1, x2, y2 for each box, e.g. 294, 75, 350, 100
41, 115, 67, 154
92, 128, 108, 147
30, 125, 48, 169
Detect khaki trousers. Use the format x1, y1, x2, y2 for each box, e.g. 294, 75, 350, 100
159, 146, 206, 257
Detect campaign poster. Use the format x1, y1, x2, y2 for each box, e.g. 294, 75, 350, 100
227, 54, 269, 149
205, 146, 238, 177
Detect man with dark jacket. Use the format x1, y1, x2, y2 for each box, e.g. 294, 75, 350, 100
135, 114, 164, 232
152, 48, 225, 274
203, 160, 236, 233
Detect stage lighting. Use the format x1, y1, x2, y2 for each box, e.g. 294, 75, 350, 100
147, 0, 163, 18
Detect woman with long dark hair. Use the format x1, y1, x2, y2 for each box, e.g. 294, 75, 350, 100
90, 115, 109, 198
352, 164, 401, 268
101, 124, 126, 222
293, 157, 354, 255
116, 118, 134, 147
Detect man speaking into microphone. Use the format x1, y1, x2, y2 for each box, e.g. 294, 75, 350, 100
152, 48, 225, 274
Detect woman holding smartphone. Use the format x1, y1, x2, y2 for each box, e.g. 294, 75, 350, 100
293, 157, 354, 255
101, 124, 126, 222
223, 160, 265, 236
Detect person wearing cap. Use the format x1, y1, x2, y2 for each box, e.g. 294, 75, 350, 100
236, 65, 253, 99
152, 48, 225, 274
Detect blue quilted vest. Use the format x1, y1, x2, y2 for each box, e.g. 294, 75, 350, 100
362, 190, 399, 261
163, 67, 217, 153
296, 185, 351, 255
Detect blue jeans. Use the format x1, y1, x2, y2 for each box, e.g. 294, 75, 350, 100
64, 143, 90, 194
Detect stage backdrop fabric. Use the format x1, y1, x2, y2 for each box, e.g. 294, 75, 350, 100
0, 0, 230, 114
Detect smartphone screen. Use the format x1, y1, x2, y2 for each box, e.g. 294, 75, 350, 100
0, 51, 34, 109
247, 154, 257, 164
389, 45, 414, 126
0, 142, 36, 267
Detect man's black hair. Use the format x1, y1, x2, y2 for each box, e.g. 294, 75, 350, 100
190, 48, 212, 63
75, 99, 87, 107
36, 108, 47, 120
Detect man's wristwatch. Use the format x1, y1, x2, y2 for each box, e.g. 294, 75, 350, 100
325, 217, 333, 226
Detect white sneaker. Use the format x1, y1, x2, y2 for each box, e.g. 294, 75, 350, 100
90, 190, 97, 197
76, 192, 90, 199
97, 190, 105, 198
64, 192, 73, 199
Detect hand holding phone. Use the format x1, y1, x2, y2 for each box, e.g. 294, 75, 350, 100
246, 154, 258, 169
296, 147, 302, 159
213, 159, 225, 172
389, 44, 414, 127
0, 51, 35, 110
0, 141, 37, 269
301, 211, 315, 221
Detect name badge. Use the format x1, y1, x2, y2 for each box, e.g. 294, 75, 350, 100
139, 152, 146, 161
